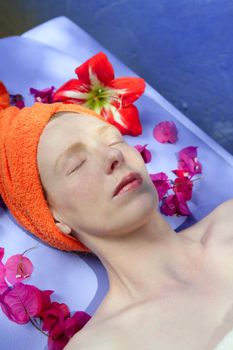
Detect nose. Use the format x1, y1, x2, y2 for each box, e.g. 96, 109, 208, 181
105, 147, 125, 174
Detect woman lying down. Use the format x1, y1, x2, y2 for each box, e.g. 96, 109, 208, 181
0, 101, 233, 350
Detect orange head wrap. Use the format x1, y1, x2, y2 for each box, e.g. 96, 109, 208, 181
0, 82, 108, 253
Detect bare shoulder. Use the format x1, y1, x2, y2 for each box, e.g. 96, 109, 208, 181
63, 322, 121, 350
210, 198, 233, 219
178, 198, 233, 245
63, 328, 97, 350
208, 198, 233, 243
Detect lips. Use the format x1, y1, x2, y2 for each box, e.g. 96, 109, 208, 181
113, 172, 142, 197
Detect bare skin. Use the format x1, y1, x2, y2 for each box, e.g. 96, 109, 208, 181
36, 111, 233, 350
64, 199, 233, 350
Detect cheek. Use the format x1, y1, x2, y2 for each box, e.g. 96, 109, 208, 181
128, 147, 148, 172
66, 172, 101, 205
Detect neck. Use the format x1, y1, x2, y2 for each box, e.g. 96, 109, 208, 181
96, 211, 201, 311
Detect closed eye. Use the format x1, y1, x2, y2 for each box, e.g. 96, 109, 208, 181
68, 160, 85, 175
109, 140, 125, 146
109, 133, 126, 145
69, 140, 126, 175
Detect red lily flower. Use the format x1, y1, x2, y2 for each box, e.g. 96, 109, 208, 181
53, 52, 145, 136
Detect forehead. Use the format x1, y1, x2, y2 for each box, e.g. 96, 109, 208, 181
39, 112, 119, 157
49, 112, 109, 130
45, 112, 118, 140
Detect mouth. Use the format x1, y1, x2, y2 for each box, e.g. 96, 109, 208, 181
113, 172, 143, 198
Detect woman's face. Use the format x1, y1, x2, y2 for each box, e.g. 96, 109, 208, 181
37, 112, 158, 250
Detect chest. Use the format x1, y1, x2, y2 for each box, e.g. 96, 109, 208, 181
101, 244, 233, 350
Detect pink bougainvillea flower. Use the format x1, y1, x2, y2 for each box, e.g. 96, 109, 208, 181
40, 301, 70, 334
4, 245, 38, 285
64, 311, 91, 339
53, 52, 145, 136
0, 247, 4, 261
153, 121, 178, 144
172, 169, 191, 179
48, 311, 91, 350
0, 247, 8, 294
47, 311, 91, 350
172, 175, 193, 201
0, 246, 92, 350
160, 192, 192, 216
38, 289, 55, 314
9, 94, 25, 109
48, 332, 69, 350
5, 254, 34, 285
134, 144, 152, 163
0, 282, 42, 324
30, 86, 55, 104
149, 172, 172, 200
0, 262, 8, 294
177, 146, 202, 176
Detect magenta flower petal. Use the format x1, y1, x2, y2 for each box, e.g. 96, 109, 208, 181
38, 289, 54, 314
30, 86, 55, 104
160, 193, 192, 217
171, 169, 191, 178
64, 311, 91, 338
153, 121, 178, 143
179, 146, 197, 159
150, 172, 172, 200
176, 193, 192, 216
5, 254, 34, 284
9, 94, 25, 109
0, 261, 8, 294
48, 333, 69, 350
0, 247, 4, 261
1, 283, 42, 324
160, 194, 178, 216
134, 144, 152, 163
173, 176, 193, 201
41, 302, 70, 334
177, 146, 202, 176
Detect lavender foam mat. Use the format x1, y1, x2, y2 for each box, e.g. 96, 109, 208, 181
0, 17, 232, 349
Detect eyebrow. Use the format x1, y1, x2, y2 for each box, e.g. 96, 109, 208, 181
54, 124, 114, 173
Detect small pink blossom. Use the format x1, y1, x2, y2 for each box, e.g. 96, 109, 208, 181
40, 301, 70, 334
0, 283, 42, 324
47, 310, 91, 350
0, 248, 9, 294
9, 94, 25, 109
0, 263, 8, 294
153, 121, 178, 143
150, 172, 172, 200
171, 169, 194, 201
64, 311, 91, 338
30, 86, 55, 104
5, 254, 34, 284
177, 146, 202, 176
134, 144, 152, 163
0, 245, 92, 350
160, 192, 191, 216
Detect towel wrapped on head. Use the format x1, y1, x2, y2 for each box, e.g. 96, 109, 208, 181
0, 81, 107, 253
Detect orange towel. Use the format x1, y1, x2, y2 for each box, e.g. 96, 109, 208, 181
0, 82, 107, 253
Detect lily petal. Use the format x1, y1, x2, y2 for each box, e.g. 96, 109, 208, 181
108, 77, 145, 107
53, 79, 90, 103
101, 104, 142, 136
0, 81, 10, 110
75, 52, 115, 86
